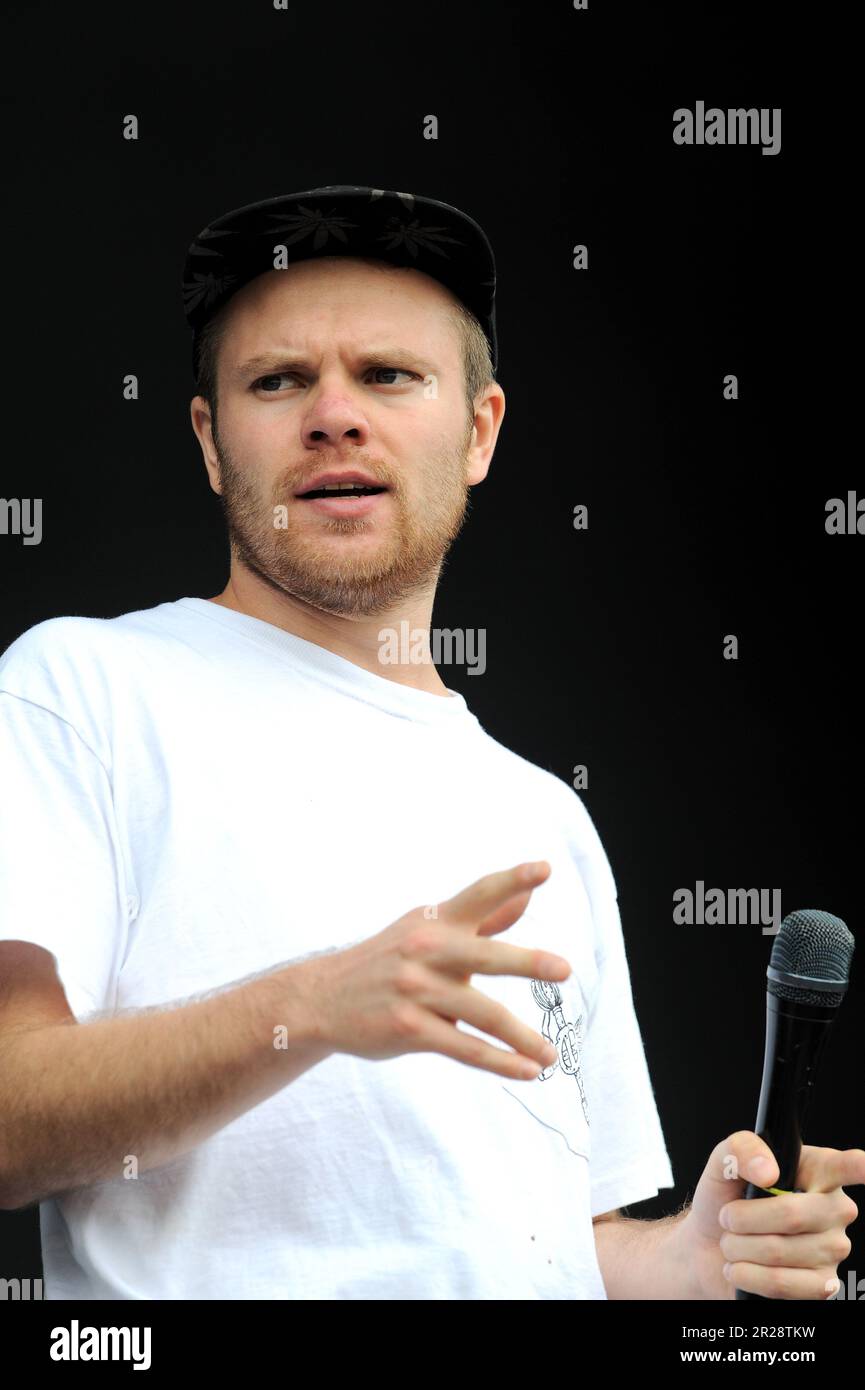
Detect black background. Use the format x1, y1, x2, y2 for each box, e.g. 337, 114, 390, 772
2, 0, 860, 1298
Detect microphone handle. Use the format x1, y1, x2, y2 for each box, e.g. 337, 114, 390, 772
734, 997, 835, 1301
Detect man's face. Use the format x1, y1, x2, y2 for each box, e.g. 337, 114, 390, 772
195, 257, 491, 618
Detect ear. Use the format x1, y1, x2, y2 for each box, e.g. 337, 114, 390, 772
466, 382, 506, 487
190, 396, 223, 495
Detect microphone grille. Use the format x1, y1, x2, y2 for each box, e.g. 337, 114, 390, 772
768, 909, 855, 1005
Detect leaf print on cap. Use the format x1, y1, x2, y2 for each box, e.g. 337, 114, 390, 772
374, 216, 464, 260
182, 268, 240, 315
263, 205, 358, 252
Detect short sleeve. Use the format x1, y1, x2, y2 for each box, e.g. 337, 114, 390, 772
581, 881, 675, 1216
0, 691, 131, 1020
560, 789, 674, 1217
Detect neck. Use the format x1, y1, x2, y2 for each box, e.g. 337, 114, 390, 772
208, 567, 453, 697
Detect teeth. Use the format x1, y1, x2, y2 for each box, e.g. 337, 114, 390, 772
320, 482, 371, 491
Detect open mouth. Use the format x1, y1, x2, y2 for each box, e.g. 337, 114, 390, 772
298, 484, 388, 501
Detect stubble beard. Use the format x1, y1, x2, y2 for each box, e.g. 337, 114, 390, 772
211, 417, 474, 619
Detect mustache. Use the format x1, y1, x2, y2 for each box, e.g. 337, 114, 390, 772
280, 461, 398, 496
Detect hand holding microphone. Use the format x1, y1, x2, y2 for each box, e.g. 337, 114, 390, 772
674, 909, 864, 1300
732, 909, 857, 1299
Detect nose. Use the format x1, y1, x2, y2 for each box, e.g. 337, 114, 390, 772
300, 386, 371, 451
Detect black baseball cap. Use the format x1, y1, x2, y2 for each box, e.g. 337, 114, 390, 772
181, 184, 498, 383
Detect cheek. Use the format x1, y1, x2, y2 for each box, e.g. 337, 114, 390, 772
235, 428, 294, 494
226, 402, 291, 452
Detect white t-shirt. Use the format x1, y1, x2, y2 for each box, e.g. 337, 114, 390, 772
0, 597, 673, 1300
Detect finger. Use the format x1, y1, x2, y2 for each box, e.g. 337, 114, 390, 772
404, 1004, 552, 1081
724, 1259, 842, 1300
434, 936, 571, 983
797, 1144, 865, 1194
721, 1190, 851, 1236
473, 887, 539, 938
720, 1227, 852, 1271
705, 1131, 779, 1193
442, 862, 551, 935
433, 980, 559, 1067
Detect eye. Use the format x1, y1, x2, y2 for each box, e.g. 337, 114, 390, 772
252, 372, 298, 393
250, 366, 420, 393
368, 366, 418, 385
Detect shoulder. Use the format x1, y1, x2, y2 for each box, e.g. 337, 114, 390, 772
0, 599, 192, 693
469, 726, 619, 896
0, 611, 132, 700
0, 602, 186, 751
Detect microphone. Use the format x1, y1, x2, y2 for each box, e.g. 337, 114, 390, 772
735, 908, 855, 1301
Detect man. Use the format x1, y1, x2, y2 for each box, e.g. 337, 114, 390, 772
0, 186, 859, 1300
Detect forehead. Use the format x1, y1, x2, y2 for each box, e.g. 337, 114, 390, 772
218, 256, 461, 359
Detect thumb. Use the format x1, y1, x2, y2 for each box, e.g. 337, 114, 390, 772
689, 1131, 780, 1237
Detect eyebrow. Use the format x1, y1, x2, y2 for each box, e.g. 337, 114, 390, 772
231, 347, 437, 382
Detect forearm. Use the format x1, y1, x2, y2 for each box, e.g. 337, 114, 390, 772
593, 1206, 702, 1299
0, 959, 332, 1209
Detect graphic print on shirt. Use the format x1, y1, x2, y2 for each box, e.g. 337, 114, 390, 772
530, 978, 590, 1125
499, 972, 592, 1160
